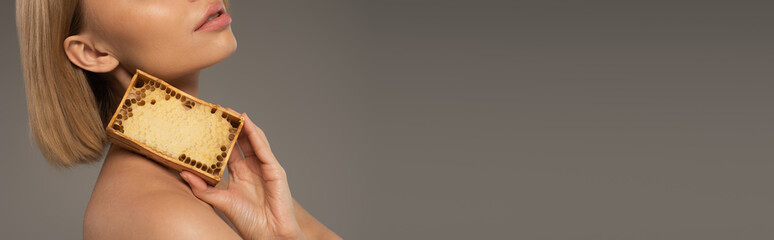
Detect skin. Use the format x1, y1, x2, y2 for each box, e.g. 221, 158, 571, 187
63, 0, 340, 239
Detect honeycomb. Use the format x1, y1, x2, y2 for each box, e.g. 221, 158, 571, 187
106, 70, 243, 185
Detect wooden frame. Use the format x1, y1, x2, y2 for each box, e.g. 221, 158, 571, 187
105, 69, 244, 185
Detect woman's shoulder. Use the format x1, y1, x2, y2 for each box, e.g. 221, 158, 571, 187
83, 146, 240, 239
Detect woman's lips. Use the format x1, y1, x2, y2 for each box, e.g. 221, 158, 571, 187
195, 2, 232, 32
195, 11, 232, 32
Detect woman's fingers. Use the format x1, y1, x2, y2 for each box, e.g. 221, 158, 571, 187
180, 171, 229, 207
236, 120, 257, 160
222, 108, 269, 162
242, 114, 289, 182
223, 107, 256, 160
227, 141, 247, 181
243, 114, 279, 166
219, 109, 286, 183
236, 113, 279, 169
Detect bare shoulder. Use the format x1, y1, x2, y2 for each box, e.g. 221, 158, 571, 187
84, 146, 240, 240
85, 192, 241, 239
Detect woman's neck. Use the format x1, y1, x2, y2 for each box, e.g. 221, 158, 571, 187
109, 66, 200, 97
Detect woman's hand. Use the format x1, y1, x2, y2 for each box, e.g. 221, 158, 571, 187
179, 110, 305, 240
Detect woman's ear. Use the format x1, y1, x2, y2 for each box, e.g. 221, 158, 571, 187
63, 35, 119, 73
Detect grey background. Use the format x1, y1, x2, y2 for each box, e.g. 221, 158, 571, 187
2, 0, 773, 239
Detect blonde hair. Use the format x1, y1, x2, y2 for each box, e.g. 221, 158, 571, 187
16, 0, 230, 167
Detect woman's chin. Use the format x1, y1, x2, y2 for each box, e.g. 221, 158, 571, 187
201, 32, 237, 68
134, 32, 236, 81
199, 46, 236, 71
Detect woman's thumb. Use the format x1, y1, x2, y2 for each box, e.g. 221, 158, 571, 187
180, 171, 226, 206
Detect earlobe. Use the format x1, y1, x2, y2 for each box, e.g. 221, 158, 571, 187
63, 35, 119, 73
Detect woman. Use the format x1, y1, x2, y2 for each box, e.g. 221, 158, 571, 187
16, 0, 341, 239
